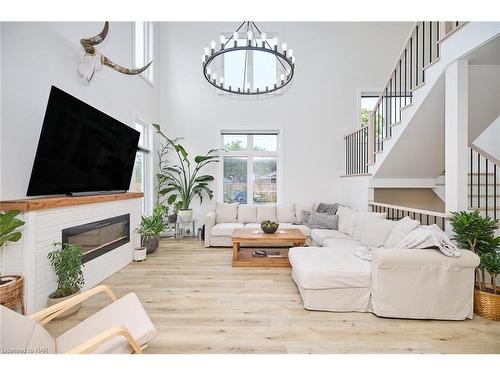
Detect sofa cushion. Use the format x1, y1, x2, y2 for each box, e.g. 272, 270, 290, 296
384, 216, 421, 248
289, 247, 371, 289
278, 223, 311, 237
359, 219, 396, 248
307, 212, 339, 229
310, 229, 349, 246
238, 205, 257, 224
276, 204, 296, 223
216, 203, 239, 223
315, 202, 340, 215
298, 210, 312, 225
294, 203, 314, 221
337, 206, 359, 236
211, 223, 245, 236
353, 211, 388, 240
323, 237, 363, 251
256, 205, 277, 222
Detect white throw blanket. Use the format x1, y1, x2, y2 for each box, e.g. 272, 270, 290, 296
354, 246, 375, 261
394, 224, 461, 257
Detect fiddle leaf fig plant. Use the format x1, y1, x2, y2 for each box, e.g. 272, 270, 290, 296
0, 209, 25, 278
153, 124, 219, 210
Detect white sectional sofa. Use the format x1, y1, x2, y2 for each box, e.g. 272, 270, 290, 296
204, 202, 316, 247
204, 203, 480, 320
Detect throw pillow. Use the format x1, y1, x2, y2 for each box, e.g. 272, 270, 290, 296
307, 212, 339, 229
337, 206, 359, 236
299, 210, 312, 225
237, 205, 257, 224
384, 216, 420, 248
215, 202, 239, 223
294, 203, 314, 221
353, 212, 388, 240
276, 204, 296, 223
256, 205, 277, 222
359, 218, 396, 248
315, 202, 340, 215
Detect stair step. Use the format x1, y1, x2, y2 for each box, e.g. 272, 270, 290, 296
410, 82, 426, 93
423, 57, 441, 70
400, 102, 413, 111
390, 121, 402, 128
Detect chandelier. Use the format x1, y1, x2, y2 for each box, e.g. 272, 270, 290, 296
201, 21, 295, 96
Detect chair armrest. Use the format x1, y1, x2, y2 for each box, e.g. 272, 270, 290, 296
203, 211, 216, 247
29, 285, 117, 325
372, 248, 480, 269
65, 325, 143, 354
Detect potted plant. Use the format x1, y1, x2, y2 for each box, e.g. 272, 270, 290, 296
137, 204, 166, 254
154, 124, 219, 223
47, 242, 84, 318
450, 210, 500, 320
133, 245, 147, 262
0, 210, 25, 285
0, 210, 25, 312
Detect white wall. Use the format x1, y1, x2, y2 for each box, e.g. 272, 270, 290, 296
473, 114, 500, 165
468, 65, 500, 143
0, 22, 160, 200
158, 22, 411, 224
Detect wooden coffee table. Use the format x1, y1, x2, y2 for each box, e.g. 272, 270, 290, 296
231, 228, 307, 267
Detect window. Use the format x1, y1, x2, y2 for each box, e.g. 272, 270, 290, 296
221, 132, 279, 205
360, 93, 379, 127
222, 36, 279, 92
131, 119, 153, 213
134, 22, 154, 84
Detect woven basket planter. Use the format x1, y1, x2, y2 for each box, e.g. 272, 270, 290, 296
0, 275, 24, 310
474, 285, 500, 321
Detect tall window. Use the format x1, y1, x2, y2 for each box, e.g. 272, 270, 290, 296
221, 132, 279, 205
134, 22, 154, 84
131, 119, 152, 213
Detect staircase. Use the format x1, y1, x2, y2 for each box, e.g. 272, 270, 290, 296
342, 21, 500, 223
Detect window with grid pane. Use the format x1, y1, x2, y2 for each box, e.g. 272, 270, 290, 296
221, 132, 279, 205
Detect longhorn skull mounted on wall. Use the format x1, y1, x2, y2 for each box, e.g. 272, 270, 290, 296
78, 22, 153, 85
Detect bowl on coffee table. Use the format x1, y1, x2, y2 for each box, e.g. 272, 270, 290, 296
260, 220, 279, 234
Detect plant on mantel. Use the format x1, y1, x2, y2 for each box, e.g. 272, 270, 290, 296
153, 124, 219, 221
0, 209, 25, 285
450, 210, 500, 320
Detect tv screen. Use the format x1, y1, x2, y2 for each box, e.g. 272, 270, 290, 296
27, 86, 140, 196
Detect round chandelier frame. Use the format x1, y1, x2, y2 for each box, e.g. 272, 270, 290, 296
202, 21, 295, 96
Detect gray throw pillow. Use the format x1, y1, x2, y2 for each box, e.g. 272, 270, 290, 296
299, 210, 312, 225
307, 212, 339, 229
316, 202, 340, 215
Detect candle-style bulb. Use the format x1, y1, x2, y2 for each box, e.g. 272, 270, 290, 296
288, 48, 294, 57
202, 55, 206, 63
247, 30, 253, 40
213, 72, 217, 80
204, 47, 210, 56
210, 40, 216, 49
220, 34, 226, 44
272, 37, 278, 47
281, 42, 287, 51
280, 73, 285, 82
207, 68, 211, 76
261, 32, 267, 41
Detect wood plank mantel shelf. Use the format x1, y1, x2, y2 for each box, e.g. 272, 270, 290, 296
0, 192, 144, 212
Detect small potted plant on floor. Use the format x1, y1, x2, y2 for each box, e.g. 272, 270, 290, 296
137, 204, 166, 254
450, 210, 500, 320
47, 242, 84, 318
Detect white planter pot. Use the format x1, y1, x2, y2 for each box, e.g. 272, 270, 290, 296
47, 289, 81, 319
134, 247, 147, 262
178, 209, 193, 223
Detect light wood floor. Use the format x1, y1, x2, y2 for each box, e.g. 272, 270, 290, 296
46, 238, 500, 354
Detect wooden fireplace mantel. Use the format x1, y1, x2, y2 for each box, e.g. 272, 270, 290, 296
0, 192, 144, 212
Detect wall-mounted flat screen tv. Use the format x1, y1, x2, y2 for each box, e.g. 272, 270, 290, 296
27, 86, 140, 196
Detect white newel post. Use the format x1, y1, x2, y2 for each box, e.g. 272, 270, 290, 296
444, 59, 469, 233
